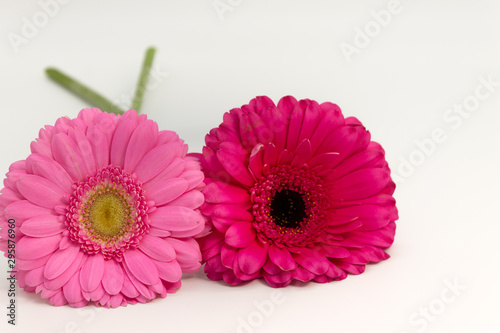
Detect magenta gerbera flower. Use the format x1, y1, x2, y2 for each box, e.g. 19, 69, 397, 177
0, 108, 205, 307
196, 96, 398, 287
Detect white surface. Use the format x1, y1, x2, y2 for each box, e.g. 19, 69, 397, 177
1, 1, 499, 332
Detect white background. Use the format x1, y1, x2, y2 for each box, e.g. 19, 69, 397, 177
1, 1, 499, 332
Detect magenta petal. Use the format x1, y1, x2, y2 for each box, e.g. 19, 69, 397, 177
16, 235, 62, 260
216, 149, 254, 188
79, 253, 104, 292
237, 241, 268, 275
334, 168, 390, 201
102, 259, 124, 295
294, 250, 330, 275
225, 222, 256, 248
268, 245, 297, 271
44, 242, 81, 280
139, 234, 176, 262
123, 249, 159, 285
20, 214, 65, 237
17, 175, 65, 209
204, 181, 251, 204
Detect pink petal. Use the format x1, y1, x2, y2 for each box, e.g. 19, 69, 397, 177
123, 249, 159, 285
24, 265, 45, 286
167, 190, 204, 209
153, 259, 182, 283
167, 238, 201, 269
120, 273, 139, 299
225, 222, 256, 248
16, 175, 65, 209
63, 272, 84, 304
16, 234, 62, 260
268, 245, 297, 271
204, 181, 250, 204
44, 250, 86, 290
51, 133, 88, 181
29, 155, 73, 193
44, 242, 81, 280
20, 214, 65, 237
146, 178, 189, 206
87, 121, 111, 169
102, 259, 124, 295
285, 101, 304, 151
139, 234, 176, 262
79, 254, 104, 292
122, 263, 155, 299
134, 142, 180, 183
110, 116, 137, 168
237, 241, 268, 275
149, 206, 203, 231
48, 291, 68, 306
123, 120, 158, 173
16, 253, 51, 270
180, 170, 204, 192
67, 127, 96, 176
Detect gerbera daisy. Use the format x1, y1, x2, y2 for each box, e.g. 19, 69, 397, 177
0, 108, 205, 307
196, 96, 398, 287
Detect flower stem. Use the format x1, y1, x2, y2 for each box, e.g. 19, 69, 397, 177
130, 47, 156, 113
46, 68, 125, 115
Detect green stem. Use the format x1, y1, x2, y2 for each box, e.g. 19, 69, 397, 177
46, 68, 125, 115
130, 47, 156, 113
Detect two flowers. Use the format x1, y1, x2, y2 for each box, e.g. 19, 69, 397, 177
0, 95, 398, 307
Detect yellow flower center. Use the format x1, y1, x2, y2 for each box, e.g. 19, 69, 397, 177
89, 193, 126, 237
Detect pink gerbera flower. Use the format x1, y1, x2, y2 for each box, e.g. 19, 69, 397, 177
0, 108, 205, 307
196, 96, 398, 287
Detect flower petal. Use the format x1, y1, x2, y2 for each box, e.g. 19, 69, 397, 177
16, 235, 62, 260
153, 259, 182, 283
268, 245, 297, 271
237, 241, 268, 275
146, 178, 189, 206
139, 234, 176, 262
79, 253, 104, 292
17, 175, 66, 209
123, 120, 158, 173
44, 242, 81, 280
149, 206, 203, 231
123, 249, 159, 285
51, 133, 88, 181
102, 259, 124, 295
20, 214, 65, 237
225, 222, 256, 248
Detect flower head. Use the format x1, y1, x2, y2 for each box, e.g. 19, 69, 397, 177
0, 108, 205, 307
197, 96, 398, 287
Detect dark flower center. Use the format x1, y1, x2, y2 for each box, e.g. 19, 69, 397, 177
270, 189, 306, 228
